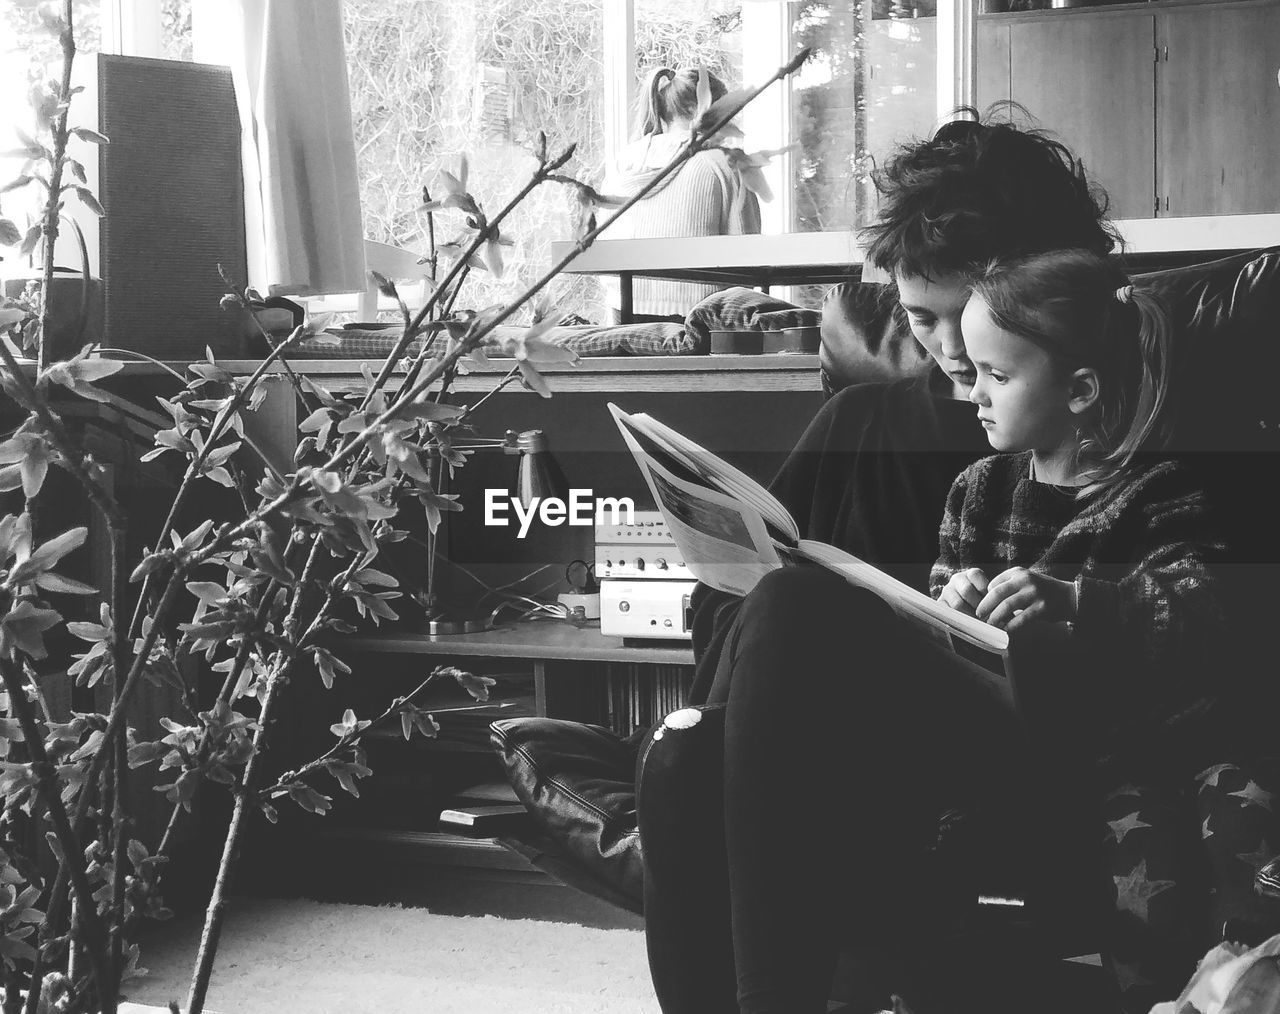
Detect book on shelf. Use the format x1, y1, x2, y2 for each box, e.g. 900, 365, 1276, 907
437, 803, 531, 834
608, 403, 1018, 691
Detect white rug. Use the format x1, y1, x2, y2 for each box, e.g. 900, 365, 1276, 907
127, 897, 661, 1014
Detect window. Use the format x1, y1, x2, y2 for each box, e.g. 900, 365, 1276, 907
343, 0, 607, 323
792, 1, 936, 235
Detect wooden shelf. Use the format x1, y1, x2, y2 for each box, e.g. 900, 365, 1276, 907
342, 619, 696, 666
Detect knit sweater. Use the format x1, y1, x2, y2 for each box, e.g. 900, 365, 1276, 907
601, 132, 761, 318
929, 451, 1230, 764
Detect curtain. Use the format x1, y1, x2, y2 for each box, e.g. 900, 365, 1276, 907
193, 0, 366, 297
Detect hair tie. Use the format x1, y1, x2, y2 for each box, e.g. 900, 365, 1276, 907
1114, 284, 1134, 305
657, 69, 675, 92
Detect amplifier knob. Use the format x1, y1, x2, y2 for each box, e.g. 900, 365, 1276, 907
634, 558, 645, 571
655, 558, 668, 570
618, 600, 630, 612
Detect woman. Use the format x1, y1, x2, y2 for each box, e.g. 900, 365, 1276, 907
600, 66, 761, 323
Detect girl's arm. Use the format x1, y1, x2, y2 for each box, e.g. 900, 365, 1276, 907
929, 467, 973, 600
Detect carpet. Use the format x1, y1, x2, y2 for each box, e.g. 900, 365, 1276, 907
127, 897, 661, 1014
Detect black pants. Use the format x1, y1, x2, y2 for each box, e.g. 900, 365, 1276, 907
638, 568, 1102, 1014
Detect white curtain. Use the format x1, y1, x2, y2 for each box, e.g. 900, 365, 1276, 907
193, 0, 366, 297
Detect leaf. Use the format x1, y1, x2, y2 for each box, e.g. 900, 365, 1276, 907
185, 581, 227, 605
0, 601, 62, 659
71, 187, 104, 216
517, 361, 552, 398
33, 572, 97, 595
19, 225, 41, 259
694, 88, 753, 138
0, 177, 32, 195
0, 220, 20, 246
71, 127, 109, 145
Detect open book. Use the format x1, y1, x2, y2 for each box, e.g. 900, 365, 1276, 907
609, 403, 1014, 686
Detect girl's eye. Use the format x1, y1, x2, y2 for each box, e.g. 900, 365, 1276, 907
990, 373, 1008, 384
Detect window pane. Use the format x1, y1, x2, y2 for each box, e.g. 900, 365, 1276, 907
792, 1, 936, 234
635, 0, 744, 89
343, 0, 606, 322
161, 0, 194, 61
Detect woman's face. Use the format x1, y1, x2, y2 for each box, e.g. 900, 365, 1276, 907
894, 272, 976, 397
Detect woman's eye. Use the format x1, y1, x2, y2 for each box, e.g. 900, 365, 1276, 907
909, 314, 935, 329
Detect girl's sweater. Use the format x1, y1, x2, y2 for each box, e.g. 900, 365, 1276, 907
929, 451, 1230, 767
601, 132, 761, 318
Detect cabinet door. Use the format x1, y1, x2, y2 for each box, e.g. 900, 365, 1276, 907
1010, 14, 1156, 220
977, 22, 1011, 112
1157, 6, 1280, 217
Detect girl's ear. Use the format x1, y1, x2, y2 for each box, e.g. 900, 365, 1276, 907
1067, 367, 1100, 416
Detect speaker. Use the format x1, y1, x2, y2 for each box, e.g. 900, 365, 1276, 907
97, 54, 248, 359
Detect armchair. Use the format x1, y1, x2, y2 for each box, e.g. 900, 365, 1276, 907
490, 245, 1280, 1011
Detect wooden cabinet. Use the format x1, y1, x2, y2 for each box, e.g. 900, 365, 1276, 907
1009, 12, 1156, 219
1157, 4, 1280, 216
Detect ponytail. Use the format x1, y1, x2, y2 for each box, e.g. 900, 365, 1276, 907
632, 66, 728, 139
1076, 282, 1175, 491
635, 67, 677, 137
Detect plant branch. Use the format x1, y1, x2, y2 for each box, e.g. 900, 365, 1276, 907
0, 339, 123, 531
0, 656, 114, 1012
36, 0, 76, 374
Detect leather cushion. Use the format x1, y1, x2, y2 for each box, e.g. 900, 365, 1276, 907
489, 716, 644, 913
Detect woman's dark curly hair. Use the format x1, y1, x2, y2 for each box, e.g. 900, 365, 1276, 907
863, 107, 1122, 281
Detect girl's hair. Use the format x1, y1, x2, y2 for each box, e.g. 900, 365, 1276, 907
634, 66, 728, 137
864, 105, 1121, 282
969, 249, 1174, 490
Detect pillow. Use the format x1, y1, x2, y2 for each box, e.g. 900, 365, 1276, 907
818, 280, 931, 392
266, 321, 697, 360
489, 716, 644, 914
684, 286, 813, 352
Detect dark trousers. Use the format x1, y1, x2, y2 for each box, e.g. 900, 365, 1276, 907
638, 568, 1103, 1014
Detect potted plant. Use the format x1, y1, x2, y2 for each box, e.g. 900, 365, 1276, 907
0, 6, 808, 1010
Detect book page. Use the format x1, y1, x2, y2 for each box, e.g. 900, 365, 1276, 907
608, 404, 800, 544
614, 418, 784, 597
795, 539, 1010, 658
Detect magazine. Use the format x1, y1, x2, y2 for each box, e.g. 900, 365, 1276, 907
608, 403, 1014, 685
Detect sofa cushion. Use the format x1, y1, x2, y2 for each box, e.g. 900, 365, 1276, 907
489, 716, 644, 914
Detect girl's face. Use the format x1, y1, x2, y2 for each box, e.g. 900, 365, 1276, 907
962, 294, 1080, 460
894, 272, 975, 396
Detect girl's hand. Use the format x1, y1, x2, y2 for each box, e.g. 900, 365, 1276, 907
976, 567, 1077, 631
939, 567, 989, 616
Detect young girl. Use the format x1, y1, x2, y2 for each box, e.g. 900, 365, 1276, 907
600, 66, 760, 322
931, 248, 1251, 1013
